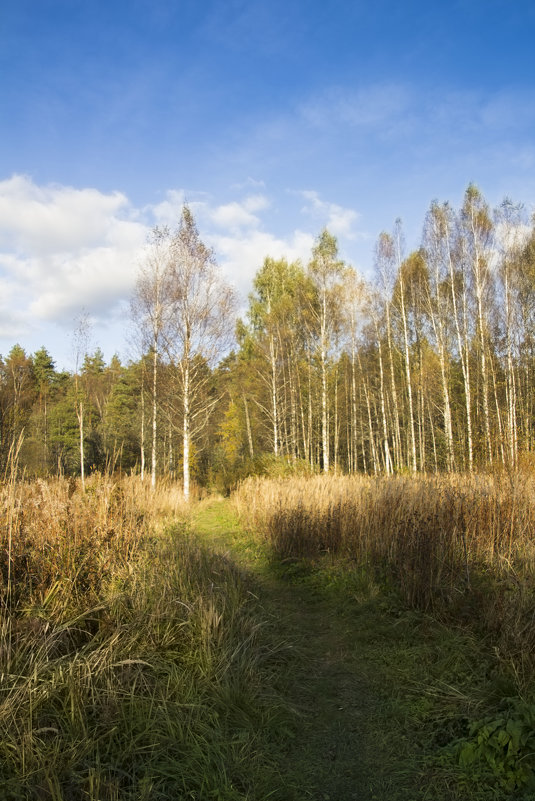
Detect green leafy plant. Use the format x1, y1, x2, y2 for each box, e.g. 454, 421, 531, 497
455, 700, 535, 793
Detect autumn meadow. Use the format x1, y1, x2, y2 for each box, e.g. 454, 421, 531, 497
3, 190, 535, 798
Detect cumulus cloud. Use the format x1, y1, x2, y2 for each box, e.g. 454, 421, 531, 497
210, 201, 261, 231
212, 228, 314, 296
0, 262, 29, 339
208, 194, 270, 233
0, 175, 147, 332
0, 176, 363, 361
297, 190, 362, 240
0, 175, 133, 254
149, 189, 187, 227
142, 189, 309, 295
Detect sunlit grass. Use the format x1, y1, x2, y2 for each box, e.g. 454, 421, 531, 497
234, 471, 535, 686
0, 475, 290, 799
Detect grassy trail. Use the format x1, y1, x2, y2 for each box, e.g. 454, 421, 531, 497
192, 498, 474, 801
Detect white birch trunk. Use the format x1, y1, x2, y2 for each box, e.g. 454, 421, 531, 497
448, 233, 473, 471
396, 248, 417, 472
183, 359, 190, 501
385, 301, 402, 470
140, 369, 145, 482
243, 395, 254, 459
151, 345, 157, 489
78, 399, 85, 491
320, 289, 329, 472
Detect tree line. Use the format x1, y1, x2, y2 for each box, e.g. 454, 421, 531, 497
2, 187, 535, 491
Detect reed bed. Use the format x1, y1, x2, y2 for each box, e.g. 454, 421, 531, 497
234, 472, 535, 681
0, 473, 190, 610
0, 475, 285, 799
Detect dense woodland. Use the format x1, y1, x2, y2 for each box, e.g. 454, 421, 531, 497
3, 185, 535, 491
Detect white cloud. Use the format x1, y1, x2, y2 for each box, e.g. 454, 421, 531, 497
0, 175, 147, 334
297, 190, 362, 240
0, 175, 132, 254
0, 261, 28, 339
210, 201, 260, 231
0, 176, 363, 362
243, 194, 270, 213
212, 228, 314, 296
147, 190, 271, 235
208, 194, 270, 233
149, 189, 186, 227
142, 190, 306, 295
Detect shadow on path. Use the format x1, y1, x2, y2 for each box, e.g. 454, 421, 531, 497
192, 499, 423, 801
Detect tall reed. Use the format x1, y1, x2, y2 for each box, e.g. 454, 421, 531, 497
0, 475, 284, 799
234, 472, 535, 682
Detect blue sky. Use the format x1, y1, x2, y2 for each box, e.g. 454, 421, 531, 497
1, 0, 535, 369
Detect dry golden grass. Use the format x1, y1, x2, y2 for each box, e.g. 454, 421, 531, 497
0, 474, 289, 799
0, 473, 191, 611
234, 471, 535, 683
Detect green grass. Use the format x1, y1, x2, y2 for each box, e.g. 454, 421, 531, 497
195, 498, 535, 800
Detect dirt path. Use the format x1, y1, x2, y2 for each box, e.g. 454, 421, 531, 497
192, 499, 430, 801
258, 579, 381, 800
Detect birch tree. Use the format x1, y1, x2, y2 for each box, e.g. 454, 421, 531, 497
164, 206, 236, 500
131, 228, 173, 488
72, 315, 91, 490
374, 232, 403, 470
308, 229, 345, 473
439, 201, 475, 471
495, 198, 527, 467
392, 220, 418, 472
460, 184, 495, 464
423, 202, 456, 471
242, 257, 310, 461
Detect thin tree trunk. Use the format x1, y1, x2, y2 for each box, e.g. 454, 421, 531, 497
243, 395, 254, 459
376, 333, 392, 474
269, 330, 279, 457
428, 402, 438, 473
358, 353, 378, 474
151, 346, 157, 489
351, 346, 358, 474
448, 234, 473, 471
359, 388, 368, 474
385, 300, 402, 469
396, 249, 417, 472
183, 359, 190, 501
78, 400, 85, 490
140, 365, 145, 482
321, 319, 329, 472
490, 354, 506, 466
289, 348, 298, 462
308, 354, 314, 468
334, 367, 339, 473
504, 266, 518, 467
428, 242, 456, 470
469, 211, 493, 466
